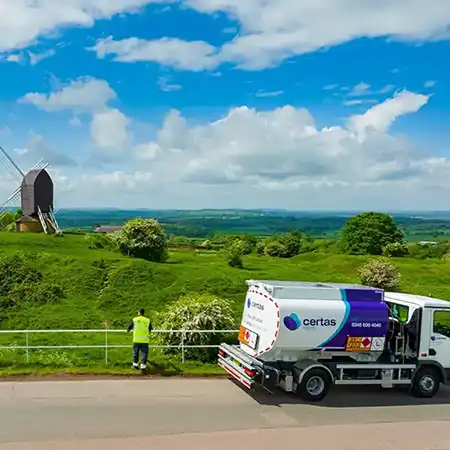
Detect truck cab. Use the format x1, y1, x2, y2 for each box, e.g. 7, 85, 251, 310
384, 292, 450, 389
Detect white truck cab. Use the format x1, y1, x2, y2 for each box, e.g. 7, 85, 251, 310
218, 280, 450, 402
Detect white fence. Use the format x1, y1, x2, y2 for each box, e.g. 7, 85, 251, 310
0, 329, 239, 363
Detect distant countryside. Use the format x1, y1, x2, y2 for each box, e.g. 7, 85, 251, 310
48, 208, 450, 241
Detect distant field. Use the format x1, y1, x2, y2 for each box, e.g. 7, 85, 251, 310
0, 231, 450, 375
51, 208, 450, 240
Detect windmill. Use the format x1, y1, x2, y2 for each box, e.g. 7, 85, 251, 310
0, 145, 62, 235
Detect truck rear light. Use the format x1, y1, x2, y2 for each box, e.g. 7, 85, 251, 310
218, 349, 226, 357
244, 367, 256, 378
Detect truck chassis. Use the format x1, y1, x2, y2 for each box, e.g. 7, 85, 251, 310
218, 343, 445, 402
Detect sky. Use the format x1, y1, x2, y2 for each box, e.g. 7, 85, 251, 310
0, 1, 450, 210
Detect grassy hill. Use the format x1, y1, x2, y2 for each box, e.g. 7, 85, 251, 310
1, 232, 450, 375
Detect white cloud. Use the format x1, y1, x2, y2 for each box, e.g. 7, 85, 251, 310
29, 49, 56, 65
255, 90, 284, 98
6, 90, 450, 209
424, 80, 436, 88
184, 0, 450, 69
378, 84, 396, 95
346, 83, 395, 98
91, 108, 130, 151
0, 0, 163, 52
20, 77, 116, 113
158, 76, 182, 92
5, 54, 21, 63
84, 1, 450, 72
349, 82, 371, 97
2, 1, 450, 74
89, 36, 219, 71
20, 77, 130, 152
348, 90, 429, 140
343, 99, 364, 107
128, 90, 446, 205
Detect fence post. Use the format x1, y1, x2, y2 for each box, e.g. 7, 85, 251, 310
25, 331, 29, 363
105, 329, 108, 364
181, 331, 185, 363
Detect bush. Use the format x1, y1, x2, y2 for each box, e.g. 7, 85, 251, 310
255, 240, 266, 256
382, 242, 409, 258
0, 253, 65, 320
156, 294, 236, 362
264, 230, 311, 258
114, 218, 168, 262
265, 240, 287, 257
223, 240, 244, 268
358, 258, 401, 291
341, 212, 404, 255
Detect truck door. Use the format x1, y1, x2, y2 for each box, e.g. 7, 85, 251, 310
427, 309, 450, 370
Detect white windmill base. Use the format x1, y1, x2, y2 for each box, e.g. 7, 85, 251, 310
37, 206, 62, 235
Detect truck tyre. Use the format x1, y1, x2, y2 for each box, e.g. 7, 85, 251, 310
411, 367, 440, 398
296, 368, 332, 402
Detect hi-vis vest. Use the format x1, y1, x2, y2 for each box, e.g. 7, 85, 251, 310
133, 316, 150, 343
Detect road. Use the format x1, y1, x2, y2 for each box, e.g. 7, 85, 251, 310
0, 377, 450, 449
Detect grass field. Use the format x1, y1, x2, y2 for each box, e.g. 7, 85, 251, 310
1, 231, 450, 376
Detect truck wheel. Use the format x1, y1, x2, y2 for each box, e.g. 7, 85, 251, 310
297, 368, 332, 402
411, 367, 440, 398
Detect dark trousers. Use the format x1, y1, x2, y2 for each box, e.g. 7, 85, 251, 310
133, 343, 149, 365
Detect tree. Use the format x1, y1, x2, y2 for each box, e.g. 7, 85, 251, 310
341, 212, 404, 255
223, 240, 244, 268
156, 294, 235, 361
114, 218, 168, 262
358, 258, 401, 291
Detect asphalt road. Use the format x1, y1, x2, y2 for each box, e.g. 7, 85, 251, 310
1, 377, 450, 449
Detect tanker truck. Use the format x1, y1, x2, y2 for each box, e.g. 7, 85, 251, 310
218, 280, 450, 402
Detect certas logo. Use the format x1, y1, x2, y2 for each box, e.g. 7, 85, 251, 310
247, 298, 264, 311
283, 313, 337, 331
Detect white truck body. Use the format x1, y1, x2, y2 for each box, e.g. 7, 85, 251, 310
218, 280, 450, 402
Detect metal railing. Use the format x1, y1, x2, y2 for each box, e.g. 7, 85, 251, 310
0, 329, 239, 364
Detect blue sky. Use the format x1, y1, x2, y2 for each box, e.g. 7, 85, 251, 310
0, 1, 450, 210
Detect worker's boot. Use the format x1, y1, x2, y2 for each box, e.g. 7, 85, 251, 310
140, 363, 147, 372
132, 363, 139, 370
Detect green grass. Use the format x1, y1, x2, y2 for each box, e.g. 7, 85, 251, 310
1, 231, 450, 376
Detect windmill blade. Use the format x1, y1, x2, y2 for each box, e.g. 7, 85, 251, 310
29, 160, 49, 172
0, 145, 24, 183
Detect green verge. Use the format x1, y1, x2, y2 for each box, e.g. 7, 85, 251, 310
0, 232, 450, 376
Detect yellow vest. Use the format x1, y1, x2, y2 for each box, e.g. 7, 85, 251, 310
133, 316, 150, 343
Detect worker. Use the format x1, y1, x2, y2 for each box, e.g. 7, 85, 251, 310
127, 308, 153, 370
